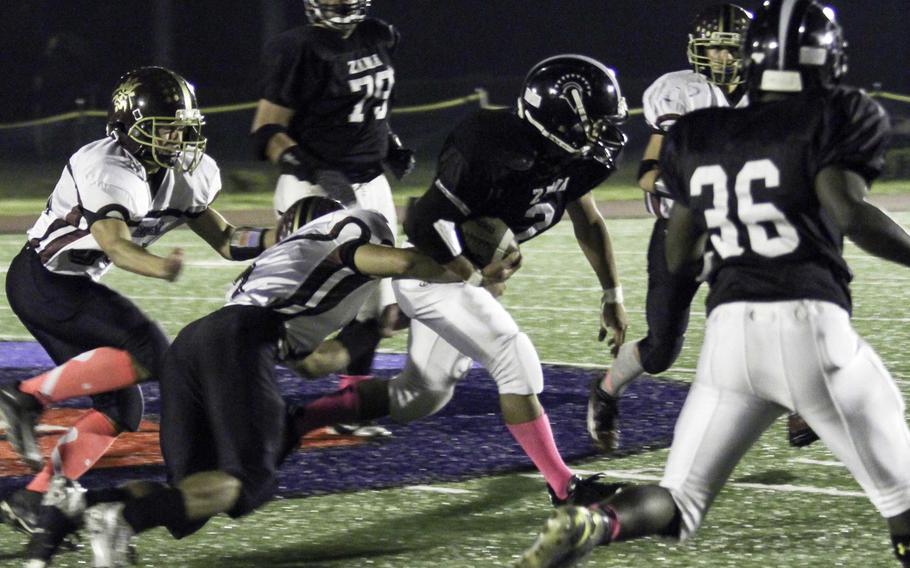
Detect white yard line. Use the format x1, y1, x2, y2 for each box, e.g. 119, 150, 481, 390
404, 485, 473, 495
520, 470, 866, 499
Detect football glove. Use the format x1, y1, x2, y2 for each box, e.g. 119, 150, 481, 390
384, 133, 416, 180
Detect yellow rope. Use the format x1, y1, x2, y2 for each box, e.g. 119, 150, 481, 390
0, 90, 905, 130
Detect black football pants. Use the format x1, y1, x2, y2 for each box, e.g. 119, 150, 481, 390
637, 218, 702, 375
5, 246, 162, 431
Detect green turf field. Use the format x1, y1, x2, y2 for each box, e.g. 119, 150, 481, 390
1, 215, 909, 567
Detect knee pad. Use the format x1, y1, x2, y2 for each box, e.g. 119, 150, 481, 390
92, 385, 144, 432
639, 333, 685, 375
388, 368, 458, 423
485, 332, 543, 396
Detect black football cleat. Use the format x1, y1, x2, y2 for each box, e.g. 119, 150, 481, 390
0, 487, 43, 535
586, 377, 620, 453
24, 476, 86, 566
787, 413, 820, 448
548, 474, 626, 508
0, 382, 44, 470
515, 505, 611, 568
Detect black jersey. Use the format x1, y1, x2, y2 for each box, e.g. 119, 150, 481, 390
404, 109, 612, 264
260, 18, 399, 181
661, 86, 890, 314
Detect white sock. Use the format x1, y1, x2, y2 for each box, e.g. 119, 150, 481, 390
601, 341, 644, 396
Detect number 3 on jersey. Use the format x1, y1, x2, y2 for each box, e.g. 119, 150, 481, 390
690, 159, 799, 259
348, 69, 394, 123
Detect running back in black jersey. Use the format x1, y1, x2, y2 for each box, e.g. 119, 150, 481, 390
661, 86, 890, 314
405, 109, 613, 263
260, 18, 398, 181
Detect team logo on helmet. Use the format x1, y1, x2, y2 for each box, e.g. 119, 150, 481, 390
112, 77, 141, 114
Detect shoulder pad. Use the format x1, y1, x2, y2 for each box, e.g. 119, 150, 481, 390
642, 70, 714, 132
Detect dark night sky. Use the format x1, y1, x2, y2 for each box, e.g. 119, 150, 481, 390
0, 1, 907, 122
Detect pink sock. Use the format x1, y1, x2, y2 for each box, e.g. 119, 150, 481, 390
52, 410, 118, 479
506, 413, 574, 499
295, 386, 361, 435
19, 348, 138, 406
338, 374, 371, 389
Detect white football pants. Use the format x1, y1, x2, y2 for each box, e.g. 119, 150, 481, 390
661, 300, 910, 540
274, 173, 397, 316
388, 278, 544, 423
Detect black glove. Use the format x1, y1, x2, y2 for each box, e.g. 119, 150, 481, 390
315, 169, 357, 205
278, 146, 309, 179
384, 133, 416, 180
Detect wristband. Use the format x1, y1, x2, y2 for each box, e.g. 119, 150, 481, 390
465, 270, 484, 287
601, 286, 624, 304
230, 227, 267, 260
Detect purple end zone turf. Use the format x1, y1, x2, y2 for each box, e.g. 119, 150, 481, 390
0, 342, 688, 498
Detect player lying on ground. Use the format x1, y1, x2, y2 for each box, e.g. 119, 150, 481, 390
517, 2, 910, 567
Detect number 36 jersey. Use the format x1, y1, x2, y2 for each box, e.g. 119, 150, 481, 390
661, 86, 890, 314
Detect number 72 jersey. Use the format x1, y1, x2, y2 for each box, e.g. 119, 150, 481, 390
660, 86, 891, 314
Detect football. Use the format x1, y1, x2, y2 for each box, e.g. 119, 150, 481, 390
459, 217, 519, 267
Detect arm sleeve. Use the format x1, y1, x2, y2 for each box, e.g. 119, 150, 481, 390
403, 146, 491, 264
819, 89, 891, 184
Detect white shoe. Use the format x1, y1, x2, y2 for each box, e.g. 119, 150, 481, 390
328, 422, 392, 438
85, 503, 135, 567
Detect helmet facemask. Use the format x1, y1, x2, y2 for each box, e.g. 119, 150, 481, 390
126, 109, 207, 173
688, 32, 746, 87
304, 0, 371, 33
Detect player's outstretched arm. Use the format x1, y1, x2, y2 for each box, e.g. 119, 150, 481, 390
816, 166, 910, 267
567, 193, 627, 354
90, 218, 183, 281
353, 244, 519, 285
187, 208, 276, 260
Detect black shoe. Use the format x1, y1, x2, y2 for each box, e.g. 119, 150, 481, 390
787, 413, 820, 448
0, 487, 42, 535
0, 382, 43, 470
548, 474, 626, 507
586, 377, 620, 453
25, 476, 86, 565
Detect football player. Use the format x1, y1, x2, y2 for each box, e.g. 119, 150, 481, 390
24, 196, 516, 567
281, 54, 630, 507
518, 2, 910, 567
1, 66, 278, 540
250, 0, 416, 437
587, 3, 819, 452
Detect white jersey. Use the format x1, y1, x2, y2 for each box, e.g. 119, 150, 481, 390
226, 208, 394, 357
642, 70, 748, 217
26, 137, 221, 279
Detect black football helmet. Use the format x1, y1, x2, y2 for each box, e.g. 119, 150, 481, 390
687, 3, 753, 87
304, 0, 370, 33
276, 196, 345, 241
517, 54, 628, 168
106, 66, 206, 173
743, 0, 847, 95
